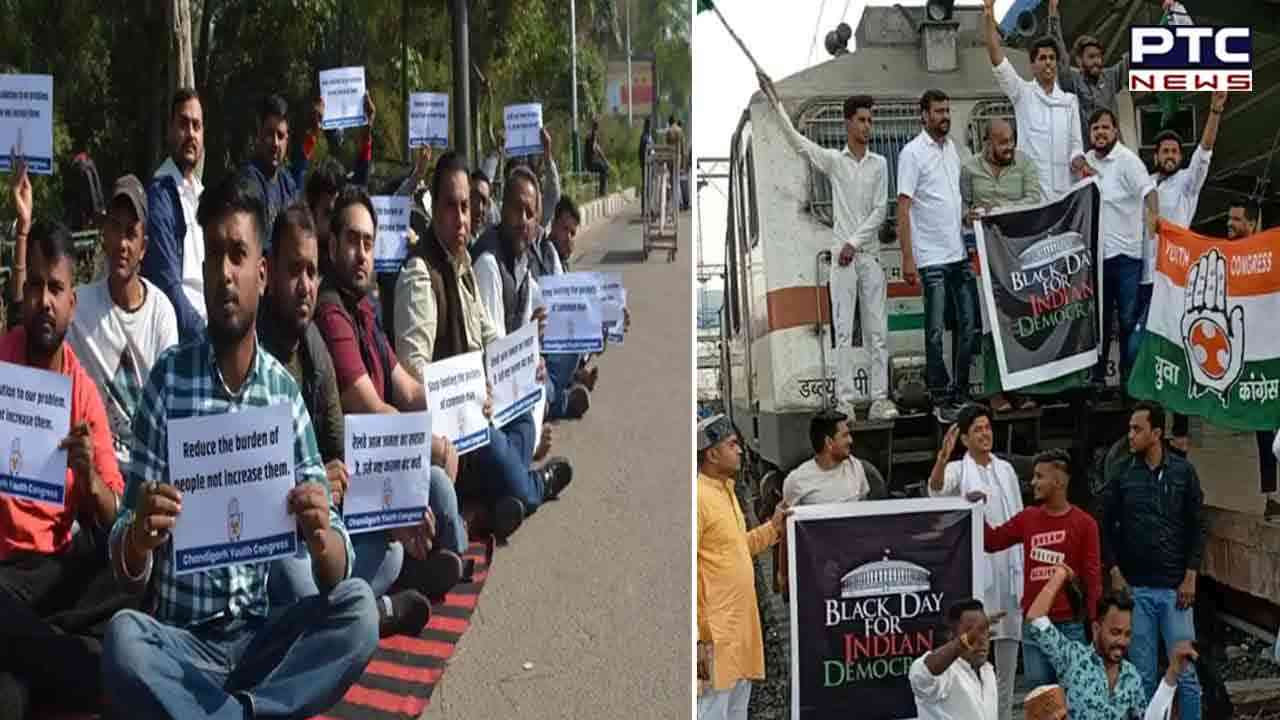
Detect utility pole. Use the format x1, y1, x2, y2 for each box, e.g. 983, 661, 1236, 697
571, 0, 581, 172
401, 0, 409, 160
450, 0, 472, 162
626, 0, 633, 126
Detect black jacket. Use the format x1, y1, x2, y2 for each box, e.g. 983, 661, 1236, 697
259, 320, 345, 464
1102, 446, 1207, 589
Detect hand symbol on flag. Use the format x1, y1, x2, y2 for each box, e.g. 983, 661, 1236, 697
1180, 249, 1245, 406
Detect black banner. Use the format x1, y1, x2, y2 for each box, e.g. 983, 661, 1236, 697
790, 501, 977, 719
976, 181, 1102, 389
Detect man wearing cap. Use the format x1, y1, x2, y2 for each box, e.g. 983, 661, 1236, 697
68, 176, 180, 470
697, 414, 789, 720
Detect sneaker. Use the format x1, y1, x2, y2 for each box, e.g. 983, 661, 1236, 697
404, 549, 464, 599
566, 384, 591, 418
868, 399, 900, 421
378, 589, 431, 638
933, 402, 961, 424
539, 457, 574, 501
492, 496, 526, 541
1265, 498, 1280, 525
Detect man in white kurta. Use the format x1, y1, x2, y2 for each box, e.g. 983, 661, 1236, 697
757, 73, 898, 421
982, 0, 1084, 200
928, 404, 1024, 720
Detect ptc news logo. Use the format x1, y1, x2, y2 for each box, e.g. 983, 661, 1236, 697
1129, 26, 1252, 92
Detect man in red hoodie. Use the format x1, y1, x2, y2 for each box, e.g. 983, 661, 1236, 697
983, 448, 1102, 689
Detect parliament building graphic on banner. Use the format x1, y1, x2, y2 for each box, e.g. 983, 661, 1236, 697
840, 549, 931, 599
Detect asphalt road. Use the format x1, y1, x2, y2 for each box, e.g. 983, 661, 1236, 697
425, 205, 693, 719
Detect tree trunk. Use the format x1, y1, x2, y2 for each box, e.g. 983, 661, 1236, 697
168, 0, 196, 92
167, 0, 198, 177
196, 0, 215, 90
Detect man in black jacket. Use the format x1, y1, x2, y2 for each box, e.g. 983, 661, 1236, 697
1103, 400, 1206, 720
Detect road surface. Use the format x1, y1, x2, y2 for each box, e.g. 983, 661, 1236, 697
426, 205, 693, 719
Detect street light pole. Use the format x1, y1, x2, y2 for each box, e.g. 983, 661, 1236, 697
626, 0, 633, 126
571, 0, 581, 173
450, 0, 472, 162
401, 0, 409, 160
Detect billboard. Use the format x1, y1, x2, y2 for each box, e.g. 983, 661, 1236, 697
606, 60, 654, 116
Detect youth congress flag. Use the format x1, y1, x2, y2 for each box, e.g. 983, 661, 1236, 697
1129, 222, 1280, 431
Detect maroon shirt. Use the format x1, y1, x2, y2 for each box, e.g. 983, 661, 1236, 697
313, 293, 397, 402
985, 505, 1102, 624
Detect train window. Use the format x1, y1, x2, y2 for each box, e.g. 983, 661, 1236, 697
796, 100, 919, 227
746, 141, 760, 246
726, 153, 742, 334
967, 99, 1016, 157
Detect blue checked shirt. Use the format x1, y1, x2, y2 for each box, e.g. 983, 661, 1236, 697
109, 336, 353, 628
1026, 617, 1147, 719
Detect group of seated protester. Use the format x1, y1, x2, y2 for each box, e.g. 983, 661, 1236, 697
0, 84, 627, 718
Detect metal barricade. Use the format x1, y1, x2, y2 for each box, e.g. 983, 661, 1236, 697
643, 143, 679, 261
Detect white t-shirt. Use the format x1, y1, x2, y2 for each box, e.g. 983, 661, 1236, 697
898, 131, 966, 269
782, 457, 870, 507
66, 277, 179, 466
1085, 143, 1156, 260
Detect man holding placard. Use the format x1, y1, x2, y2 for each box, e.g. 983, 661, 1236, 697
0, 219, 128, 717
102, 176, 376, 720
531, 195, 600, 420
312, 188, 470, 600
259, 203, 448, 635
471, 166, 546, 336
470, 167, 595, 426
394, 153, 573, 537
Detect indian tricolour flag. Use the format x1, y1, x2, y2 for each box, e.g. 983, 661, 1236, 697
1129, 221, 1280, 431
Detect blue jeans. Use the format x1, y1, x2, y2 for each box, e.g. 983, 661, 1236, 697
102, 578, 378, 720
921, 260, 978, 401
1131, 587, 1202, 720
270, 532, 401, 608
461, 411, 544, 511
1022, 620, 1086, 687
1097, 256, 1144, 384
268, 467, 466, 605
544, 353, 582, 420
427, 465, 468, 553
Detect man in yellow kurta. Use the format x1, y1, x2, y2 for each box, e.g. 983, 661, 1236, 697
696, 414, 788, 720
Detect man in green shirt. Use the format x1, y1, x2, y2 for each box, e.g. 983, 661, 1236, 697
961, 119, 1048, 413
961, 120, 1041, 220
